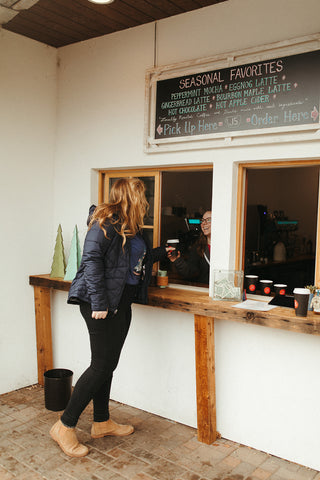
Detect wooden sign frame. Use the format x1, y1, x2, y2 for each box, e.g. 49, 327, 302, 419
144, 34, 320, 153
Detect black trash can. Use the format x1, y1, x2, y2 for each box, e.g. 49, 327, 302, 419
44, 368, 73, 411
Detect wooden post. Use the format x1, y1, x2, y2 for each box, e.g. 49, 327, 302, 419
194, 314, 217, 444
33, 286, 53, 385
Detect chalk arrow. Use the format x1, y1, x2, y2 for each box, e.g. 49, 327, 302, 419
157, 124, 163, 135
311, 106, 319, 122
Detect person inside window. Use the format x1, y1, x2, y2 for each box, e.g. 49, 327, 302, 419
168, 210, 211, 284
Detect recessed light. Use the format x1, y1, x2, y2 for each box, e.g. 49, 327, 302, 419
88, 0, 114, 4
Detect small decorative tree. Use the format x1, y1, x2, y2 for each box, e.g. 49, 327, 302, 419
50, 224, 66, 278
64, 225, 82, 281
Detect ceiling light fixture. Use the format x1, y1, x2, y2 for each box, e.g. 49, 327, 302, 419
88, 0, 114, 4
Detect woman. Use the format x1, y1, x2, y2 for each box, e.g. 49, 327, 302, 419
168, 211, 211, 284
50, 178, 168, 458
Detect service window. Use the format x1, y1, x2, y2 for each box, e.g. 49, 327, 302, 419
236, 162, 320, 294
99, 167, 213, 287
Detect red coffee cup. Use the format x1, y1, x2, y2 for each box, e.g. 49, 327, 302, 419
245, 275, 258, 294
274, 284, 287, 296
260, 280, 273, 296
293, 288, 310, 317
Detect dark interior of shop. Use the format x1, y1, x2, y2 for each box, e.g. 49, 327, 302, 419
244, 165, 319, 293
160, 170, 213, 284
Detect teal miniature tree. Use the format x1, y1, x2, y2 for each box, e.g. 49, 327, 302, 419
50, 224, 66, 278
64, 225, 82, 281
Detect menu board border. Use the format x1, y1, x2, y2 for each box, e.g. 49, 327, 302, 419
144, 34, 320, 153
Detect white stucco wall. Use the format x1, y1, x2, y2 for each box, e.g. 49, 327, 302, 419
1, 0, 320, 471
0, 30, 57, 394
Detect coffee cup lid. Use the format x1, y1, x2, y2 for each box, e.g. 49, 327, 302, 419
293, 288, 310, 294
274, 284, 287, 287
167, 239, 179, 243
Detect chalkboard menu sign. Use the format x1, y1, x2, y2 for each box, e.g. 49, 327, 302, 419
154, 50, 320, 140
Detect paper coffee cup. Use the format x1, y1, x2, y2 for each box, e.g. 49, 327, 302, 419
167, 239, 179, 258
293, 288, 310, 317
274, 284, 287, 296
260, 280, 273, 296
167, 239, 179, 245
245, 275, 258, 294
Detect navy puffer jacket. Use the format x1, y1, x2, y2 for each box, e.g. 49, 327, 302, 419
68, 209, 166, 313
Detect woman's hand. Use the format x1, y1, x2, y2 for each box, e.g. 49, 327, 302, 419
167, 248, 180, 263
92, 310, 108, 319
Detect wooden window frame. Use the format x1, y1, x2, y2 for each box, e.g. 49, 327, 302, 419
235, 160, 320, 286
99, 170, 161, 248
98, 165, 212, 250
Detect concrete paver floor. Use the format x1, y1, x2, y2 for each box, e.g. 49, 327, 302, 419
0, 385, 319, 480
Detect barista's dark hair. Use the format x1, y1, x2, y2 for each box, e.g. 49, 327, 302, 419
196, 210, 211, 257
197, 232, 208, 258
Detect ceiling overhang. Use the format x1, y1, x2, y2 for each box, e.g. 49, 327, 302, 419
0, 0, 229, 48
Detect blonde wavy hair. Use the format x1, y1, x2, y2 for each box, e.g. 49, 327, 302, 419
89, 177, 149, 245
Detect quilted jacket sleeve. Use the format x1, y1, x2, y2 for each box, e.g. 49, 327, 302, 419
151, 246, 167, 263
81, 222, 113, 311
174, 245, 200, 280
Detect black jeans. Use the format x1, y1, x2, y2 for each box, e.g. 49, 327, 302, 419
61, 284, 137, 427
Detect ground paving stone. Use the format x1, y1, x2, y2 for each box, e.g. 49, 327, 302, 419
274, 466, 318, 480
14, 471, 48, 480
129, 447, 162, 464
0, 465, 15, 479
142, 457, 188, 480
231, 446, 270, 466
87, 447, 115, 466
40, 471, 76, 480
229, 460, 257, 477
1, 385, 320, 480
94, 467, 127, 480
250, 466, 273, 479
131, 473, 155, 480
260, 457, 289, 474
108, 451, 150, 478
58, 456, 106, 479
219, 454, 242, 469
178, 472, 203, 480
188, 443, 228, 464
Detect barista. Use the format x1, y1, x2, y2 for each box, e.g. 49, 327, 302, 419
168, 211, 211, 284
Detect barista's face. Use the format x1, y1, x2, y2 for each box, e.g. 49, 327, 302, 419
201, 211, 211, 237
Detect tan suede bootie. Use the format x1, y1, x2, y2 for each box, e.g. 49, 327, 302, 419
91, 419, 134, 438
50, 420, 89, 458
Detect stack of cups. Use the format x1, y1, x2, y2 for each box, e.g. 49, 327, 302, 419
293, 288, 310, 317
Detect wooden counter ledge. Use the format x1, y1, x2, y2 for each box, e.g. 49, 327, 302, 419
29, 274, 320, 337
148, 285, 320, 336
29, 274, 320, 445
